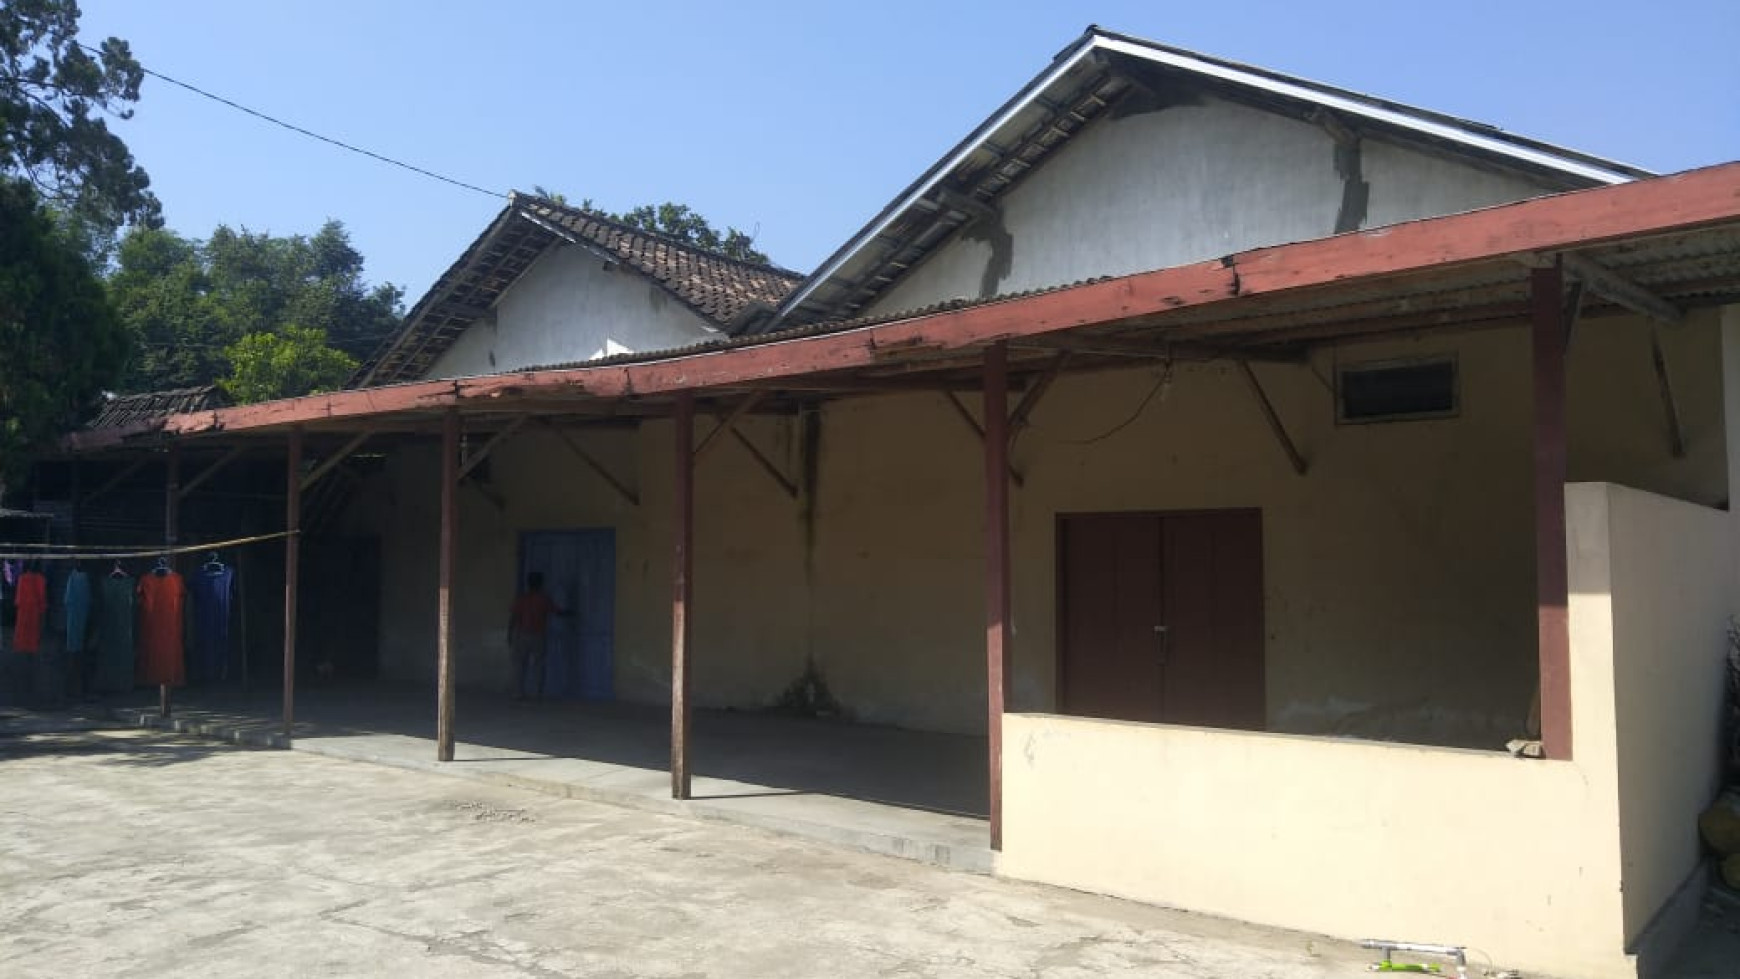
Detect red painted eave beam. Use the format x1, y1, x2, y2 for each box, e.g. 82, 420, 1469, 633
61, 160, 1740, 451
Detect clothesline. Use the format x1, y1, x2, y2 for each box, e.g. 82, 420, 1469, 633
0, 529, 299, 562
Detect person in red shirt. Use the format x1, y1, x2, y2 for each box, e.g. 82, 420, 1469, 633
507, 572, 567, 700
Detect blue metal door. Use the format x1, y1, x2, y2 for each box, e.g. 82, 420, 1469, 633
519, 530, 615, 700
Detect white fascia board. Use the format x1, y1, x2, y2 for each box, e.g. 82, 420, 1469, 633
1094, 36, 1642, 186
776, 41, 1103, 318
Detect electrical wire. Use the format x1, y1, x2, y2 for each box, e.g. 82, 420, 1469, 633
79, 42, 504, 201
1044, 365, 1174, 446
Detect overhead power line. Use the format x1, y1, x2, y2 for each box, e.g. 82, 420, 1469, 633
81, 42, 505, 200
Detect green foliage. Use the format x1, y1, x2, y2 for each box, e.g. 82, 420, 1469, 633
0, 0, 159, 235
0, 179, 129, 480
110, 219, 402, 392
615, 202, 768, 264
220, 325, 357, 405
543, 190, 770, 264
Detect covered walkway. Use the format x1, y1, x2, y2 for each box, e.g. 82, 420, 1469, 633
107, 684, 991, 872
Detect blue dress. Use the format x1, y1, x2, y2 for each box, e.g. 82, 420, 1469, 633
190, 565, 235, 683
64, 569, 92, 654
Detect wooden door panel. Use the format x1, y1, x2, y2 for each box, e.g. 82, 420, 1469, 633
1059, 509, 1265, 730
1159, 511, 1266, 730
1060, 514, 1162, 720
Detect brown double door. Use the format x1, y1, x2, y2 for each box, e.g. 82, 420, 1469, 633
1058, 510, 1265, 730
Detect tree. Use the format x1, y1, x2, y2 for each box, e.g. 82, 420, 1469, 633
220, 325, 357, 405
537, 190, 771, 264
0, 180, 129, 482
0, 0, 159, 235
110, 219, 402, 393
615, 202, 768, 264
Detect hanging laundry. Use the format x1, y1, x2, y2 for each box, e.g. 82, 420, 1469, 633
12, 569, 47, 653
94, 572, 137, 693
65, 568, 92, 655
190, 562, 235, 684
136, 569, 186, 688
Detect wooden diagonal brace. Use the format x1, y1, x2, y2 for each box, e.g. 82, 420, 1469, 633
695, 392, 764, 461
459, 416, 528, 481
731, 428, 799, 499
1560, 253, 1683, 326
177, 446, 246, 501
1008, 352, 1068, 452
542, 421, 639, 507
1649, 326, 1687, 459
84, 457, 151, 505
301, 430, 373, 492
944, 392, 1024, 487
1238, 362, 1307, 476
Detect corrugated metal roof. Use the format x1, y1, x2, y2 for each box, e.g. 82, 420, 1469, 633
769, 25, 1651, 331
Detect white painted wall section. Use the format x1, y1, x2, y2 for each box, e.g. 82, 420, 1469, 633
424, 245, 719, 379
868, 95, 1560, 316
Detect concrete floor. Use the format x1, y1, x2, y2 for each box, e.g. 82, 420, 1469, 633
109, 683, 993, 871
0, 722, 1383, 978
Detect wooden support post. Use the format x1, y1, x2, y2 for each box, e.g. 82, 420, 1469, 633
983, 342, 1011, 851
943, 391, 1024, 488
436, 410, 459, 762
283, 428, 303, 740
1532, 265, 1573, 760
1237, 361, 1308, 475
161, 447, 180, 718
70, 461, 82, 545
672, 391, 695, 799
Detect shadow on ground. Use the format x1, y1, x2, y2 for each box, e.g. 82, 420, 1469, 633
110, 682, 990, 817
0, 728, 253, 768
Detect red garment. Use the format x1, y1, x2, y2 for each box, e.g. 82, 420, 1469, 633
136, 571, 186, 687
12, 571, 47, 653
510, 591, 558, 635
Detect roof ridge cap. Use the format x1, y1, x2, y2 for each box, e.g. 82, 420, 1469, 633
514, 193, 804, 278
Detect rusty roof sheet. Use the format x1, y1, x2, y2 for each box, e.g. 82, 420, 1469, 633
86, 386, 230, 431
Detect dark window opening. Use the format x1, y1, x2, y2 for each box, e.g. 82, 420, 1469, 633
1338, 357, 1458, 423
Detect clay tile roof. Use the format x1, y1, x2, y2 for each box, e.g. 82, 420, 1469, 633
354, 197, 803, 387
86, 385, 230, 431
519, 197, 803, 325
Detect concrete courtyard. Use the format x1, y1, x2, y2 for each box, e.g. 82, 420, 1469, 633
0, 721, 1382, 978
3, 714, 1737, 978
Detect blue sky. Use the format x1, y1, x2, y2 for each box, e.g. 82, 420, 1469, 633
79, 1, 1740, 301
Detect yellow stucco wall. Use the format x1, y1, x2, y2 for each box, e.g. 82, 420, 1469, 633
1598, 469, 1734, 942
997, 480, 1733, 979
349, 310, 1727, 747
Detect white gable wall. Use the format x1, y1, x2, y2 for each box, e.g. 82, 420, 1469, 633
424, 244, 720, 380
866, 95, 1553, 317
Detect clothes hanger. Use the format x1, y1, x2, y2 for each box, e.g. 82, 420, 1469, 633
203, 551, 226, 573
110, 559, 129, 579
152, 555, 171, 576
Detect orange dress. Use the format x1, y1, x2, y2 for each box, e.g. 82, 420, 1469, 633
136, 571, 187, 687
